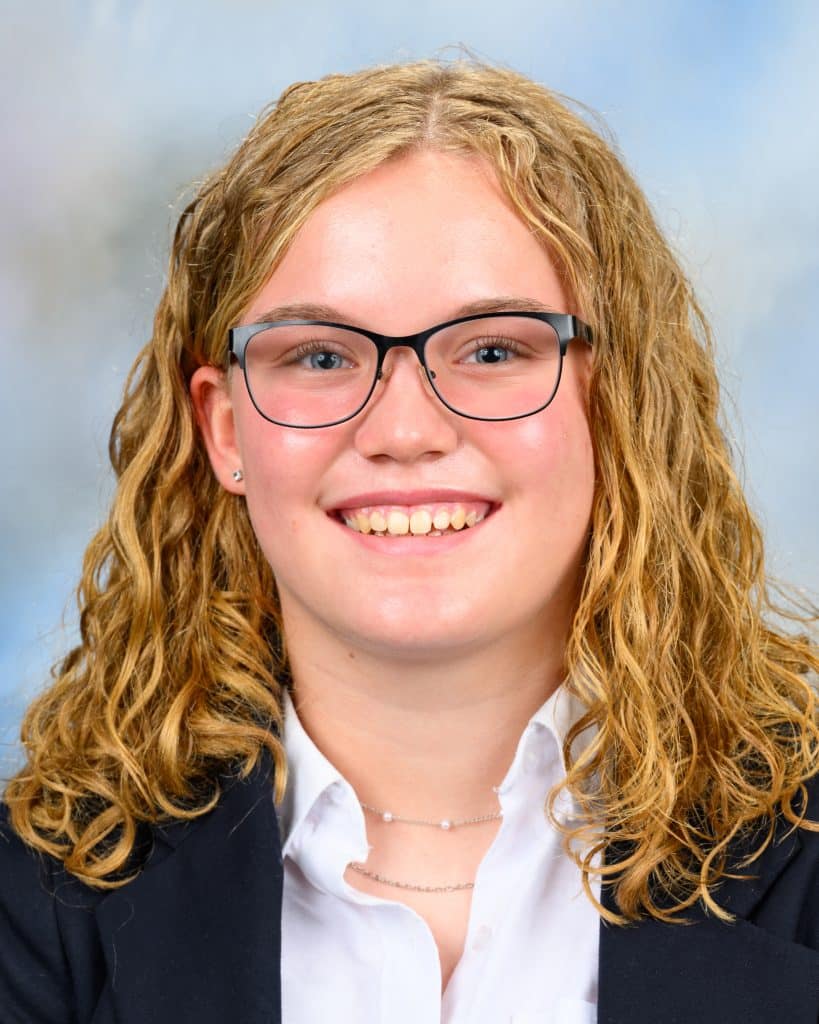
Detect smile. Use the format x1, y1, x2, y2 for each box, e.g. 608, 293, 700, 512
332, 501, 493, 537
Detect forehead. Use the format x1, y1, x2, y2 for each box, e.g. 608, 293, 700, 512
243, 149, 569, 333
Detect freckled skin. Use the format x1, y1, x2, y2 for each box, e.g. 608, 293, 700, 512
192, 150, 595, 663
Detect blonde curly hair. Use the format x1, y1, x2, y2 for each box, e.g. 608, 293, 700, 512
6, 57, 818, 922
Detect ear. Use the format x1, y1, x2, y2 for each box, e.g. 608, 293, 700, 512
189, 366, 245, 495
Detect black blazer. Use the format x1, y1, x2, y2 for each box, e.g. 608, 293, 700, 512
2, 755, 818, 1023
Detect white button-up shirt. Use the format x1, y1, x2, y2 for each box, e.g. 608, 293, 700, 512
277, 685, 600, 1023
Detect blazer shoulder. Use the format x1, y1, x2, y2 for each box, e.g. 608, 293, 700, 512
0, 800, 160, 1022
747, 770, 819, 949
0, 762, 279, 1023
803, 766, 819, 813
0, 801, 88, 1021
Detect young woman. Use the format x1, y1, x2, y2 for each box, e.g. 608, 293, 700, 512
2, 60, 818, 1024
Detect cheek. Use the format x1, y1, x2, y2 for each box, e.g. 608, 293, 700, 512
483, 399, 595, 529
236, 412, 340, 545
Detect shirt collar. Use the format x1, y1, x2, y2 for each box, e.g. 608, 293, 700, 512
277, 687, 349, 857
533, 678, 593, 773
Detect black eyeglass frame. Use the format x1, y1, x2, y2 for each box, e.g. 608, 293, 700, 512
228, 310, 593, 429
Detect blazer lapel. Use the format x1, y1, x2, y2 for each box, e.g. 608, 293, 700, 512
597, 820, 819, 1024
93, 753, 283, 1024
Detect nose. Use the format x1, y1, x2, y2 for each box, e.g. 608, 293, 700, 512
352, 346, 459, 462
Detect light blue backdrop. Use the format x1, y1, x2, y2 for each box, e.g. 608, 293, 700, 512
2, 1, 817, 776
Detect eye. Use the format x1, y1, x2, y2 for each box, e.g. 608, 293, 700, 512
292, 341, 355, 370
461, 338, 525, 364
303, 351, 346, 370
467, 346, 510, 364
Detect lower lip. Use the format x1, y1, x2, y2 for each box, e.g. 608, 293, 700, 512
328, 509, 498, 555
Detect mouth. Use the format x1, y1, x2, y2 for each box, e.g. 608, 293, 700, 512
328, 499, 500, 539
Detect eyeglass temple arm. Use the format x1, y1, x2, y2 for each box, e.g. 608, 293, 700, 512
571, 317, 593, 345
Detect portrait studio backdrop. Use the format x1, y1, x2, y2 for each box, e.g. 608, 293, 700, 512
1, 1, 817, 774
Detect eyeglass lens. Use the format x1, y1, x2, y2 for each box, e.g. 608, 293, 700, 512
242, 316, 562, 427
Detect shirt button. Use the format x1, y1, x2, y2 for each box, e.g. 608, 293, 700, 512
471, 924, 492, 951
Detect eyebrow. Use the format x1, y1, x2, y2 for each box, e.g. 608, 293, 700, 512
248, 296, 561, 326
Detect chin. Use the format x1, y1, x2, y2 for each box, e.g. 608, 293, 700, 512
336, 608, 505, 659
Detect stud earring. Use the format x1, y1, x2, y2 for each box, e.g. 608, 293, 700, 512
232, 469, 244, 482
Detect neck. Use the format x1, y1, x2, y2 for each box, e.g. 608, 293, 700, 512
283, 612, 569, 818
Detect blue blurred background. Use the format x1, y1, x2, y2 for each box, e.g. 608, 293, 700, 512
2, 1, 817, 777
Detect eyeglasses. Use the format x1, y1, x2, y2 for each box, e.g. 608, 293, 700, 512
228, 310, 593, 429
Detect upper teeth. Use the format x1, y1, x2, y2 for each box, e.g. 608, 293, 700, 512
339, 503, 488, 536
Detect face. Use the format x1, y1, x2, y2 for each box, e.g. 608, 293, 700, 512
192, 150, 595, 664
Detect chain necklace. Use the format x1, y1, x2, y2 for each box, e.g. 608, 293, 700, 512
349, 797, 502, 893
348, 861, 475, 893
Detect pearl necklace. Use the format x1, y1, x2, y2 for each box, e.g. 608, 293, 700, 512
349, 798, 503, 893
360, 802, 503, 831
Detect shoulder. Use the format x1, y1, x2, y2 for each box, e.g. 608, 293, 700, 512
0, 802, 107, 1021
742, 771, 819, 949
0, 759, 278, 1022
799, 767, 819, 834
